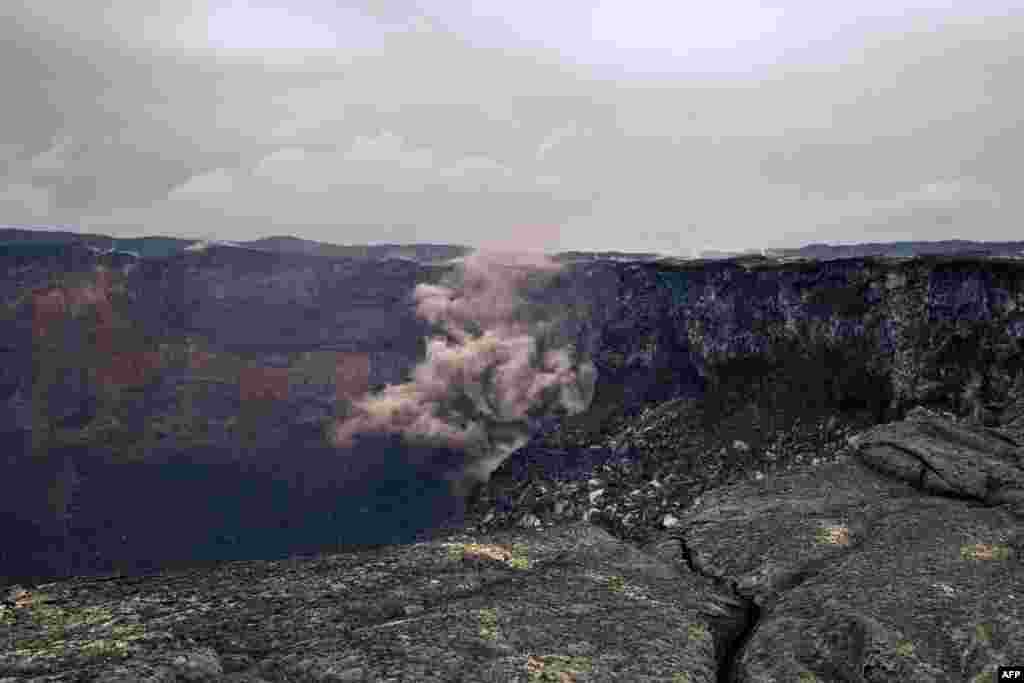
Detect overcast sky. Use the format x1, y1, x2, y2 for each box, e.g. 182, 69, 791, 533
1, 1, 1020, 255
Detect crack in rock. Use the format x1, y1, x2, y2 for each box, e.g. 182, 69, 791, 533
676, 532, 760, 683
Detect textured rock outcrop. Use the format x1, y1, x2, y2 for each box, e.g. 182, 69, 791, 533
851, 407, 1024, 515
0, 244, 439, 456
3, 241, 1024, 462
549, 255, 1024, 429
2, 410, 1019, 682
3, 236, 1024, 586
677, 408, 1022, 682
464, 406, 1024, 681
3, 233, 1023, 679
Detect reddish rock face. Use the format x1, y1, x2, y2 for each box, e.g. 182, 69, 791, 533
32, 272, 117, 352
240, 366, 291, 402
189, 350, 217, 372
94, 351, 164, 389
32, 289, 68, 340
90, 303, 116, 355
31, 273, 163, 390
73, 277, 117, 355
335, 352, 370, 401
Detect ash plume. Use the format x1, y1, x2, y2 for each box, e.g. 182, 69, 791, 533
330, 250, 597, 497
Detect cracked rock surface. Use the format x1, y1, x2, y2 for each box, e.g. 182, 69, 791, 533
3, 409, 1020, 682
679, 447, 1021, 681
456, 405, 1023, 681
3, 244, 1024, 680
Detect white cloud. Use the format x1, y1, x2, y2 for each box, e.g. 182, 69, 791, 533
913, 178, 1001, 205
3, 3, 1022, 253
241, 137, 578, 201
344, 132, 435, 170
589, 0, 785, 55
27, 135, 76, 173
253, 147, 308, 173
440, 155, 506, 179
0, 182, 53, 217
0, 143, 23, 164
167, 168, 237, 197
208, 2, 344, 50
851, 178, 1004, 214
536, 121, 594, 161
268, 91, 346, 140
535, 175, 564, 188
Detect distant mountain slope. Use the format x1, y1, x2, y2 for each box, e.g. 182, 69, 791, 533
552, 250, 665, 263
555, 241, 1024, 263
4, 226, 1024, 263
0, 228, 472, 264
772, 240, 1024, 260
0, 228, 193, 260
239, 236, 471, 263
0, 227, 115, 251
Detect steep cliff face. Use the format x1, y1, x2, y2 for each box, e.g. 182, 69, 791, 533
4, 245, 1024, 464
533, 254, 1024, 448
0, 244, 441, 455
4, 240, 1024, 584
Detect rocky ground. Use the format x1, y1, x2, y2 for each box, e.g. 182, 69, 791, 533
3, 398, 1020, 682
457, 398, 886, 549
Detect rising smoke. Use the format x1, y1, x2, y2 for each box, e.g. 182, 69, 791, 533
330, 250, 597, 497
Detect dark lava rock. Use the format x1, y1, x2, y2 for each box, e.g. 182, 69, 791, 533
2, 409, 1020, 682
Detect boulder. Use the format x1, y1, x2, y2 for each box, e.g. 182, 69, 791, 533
671, 408, 1022, 681
851, 406, 1024, 515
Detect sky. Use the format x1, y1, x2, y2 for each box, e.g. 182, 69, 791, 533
0, 1, 1021, 256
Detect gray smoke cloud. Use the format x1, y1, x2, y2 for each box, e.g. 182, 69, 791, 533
330, 250, 597, 496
